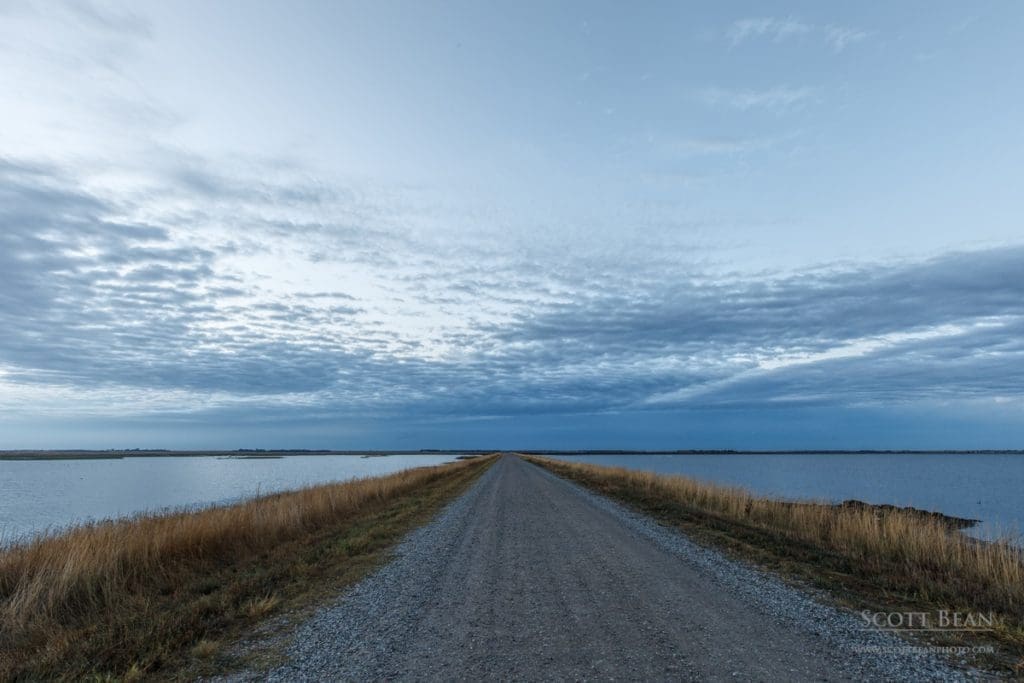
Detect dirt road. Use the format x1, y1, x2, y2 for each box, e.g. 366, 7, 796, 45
256, 455, 963, 681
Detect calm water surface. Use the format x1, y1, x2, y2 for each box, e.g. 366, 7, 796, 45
0, 454, 457, 543
548, 453, 1023, 544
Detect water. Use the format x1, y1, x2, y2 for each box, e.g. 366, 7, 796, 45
547, 453, 1023, 544
4, 452, 1020, 547
0, 454, 457, 543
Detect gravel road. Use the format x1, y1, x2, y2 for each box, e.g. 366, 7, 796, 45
248, 455, 973, 681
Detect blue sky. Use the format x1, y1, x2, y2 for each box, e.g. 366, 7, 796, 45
1, 1, 1022, 449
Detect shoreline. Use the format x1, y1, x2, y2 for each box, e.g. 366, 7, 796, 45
0, 455, 498, 680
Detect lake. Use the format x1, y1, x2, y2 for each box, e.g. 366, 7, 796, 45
4, 452, 1020, 547
0, 454, 458, 543
547, 453, 1023, 544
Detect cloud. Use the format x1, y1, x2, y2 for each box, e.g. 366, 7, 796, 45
484, 247, 1024, 413
727, 17, 811, 46
0, 158, 379, 397
2, 154, 1022, 430
697, 86, 814, 111
659, 136, 775, 158
60, 0, 152, 39
684, 320, 1024, 408
823, 25, 869, 53
727, 17, 868, 52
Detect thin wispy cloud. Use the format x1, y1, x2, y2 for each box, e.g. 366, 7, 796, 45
697, 86, 814, 111
667, 136, 773, 156
728, 17, 869, 53
727, 17, 811, 46
823, 25, 870, 52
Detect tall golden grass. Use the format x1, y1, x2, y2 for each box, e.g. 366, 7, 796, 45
0, 455, 494, 677
524, 456, 1024, 617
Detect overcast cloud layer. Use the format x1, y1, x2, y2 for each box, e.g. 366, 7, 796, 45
1, 1, 1022, 448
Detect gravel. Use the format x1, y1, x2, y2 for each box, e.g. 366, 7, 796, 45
227, 455, 983, 682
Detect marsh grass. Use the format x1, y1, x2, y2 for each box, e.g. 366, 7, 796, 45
242, 594, 281, 619
524, 455, 1024, 666
190, 639, 220, 659
0, 455, 495, 680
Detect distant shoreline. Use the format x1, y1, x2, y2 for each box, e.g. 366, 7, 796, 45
524, 449, 1024, 455
1, 448, 1022, 460
0, 450, 473, 460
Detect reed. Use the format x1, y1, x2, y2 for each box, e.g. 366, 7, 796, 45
0, 455, 495, 680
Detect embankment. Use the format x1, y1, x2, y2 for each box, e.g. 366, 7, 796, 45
0, 454, 496, 680
523, 454, 1024, 671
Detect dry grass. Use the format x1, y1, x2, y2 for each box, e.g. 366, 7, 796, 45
524, 456, 1024, 653
0, 454, 496, 680
242, 594, 281, 619
190, 639, 220, 659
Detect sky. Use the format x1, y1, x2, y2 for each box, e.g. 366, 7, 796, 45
1, 1, 1023, 450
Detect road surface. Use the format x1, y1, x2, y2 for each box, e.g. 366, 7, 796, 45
252, 455, 963, 681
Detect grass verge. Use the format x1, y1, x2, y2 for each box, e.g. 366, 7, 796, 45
523, 455, 1024, 674
0, 454, 497, 681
